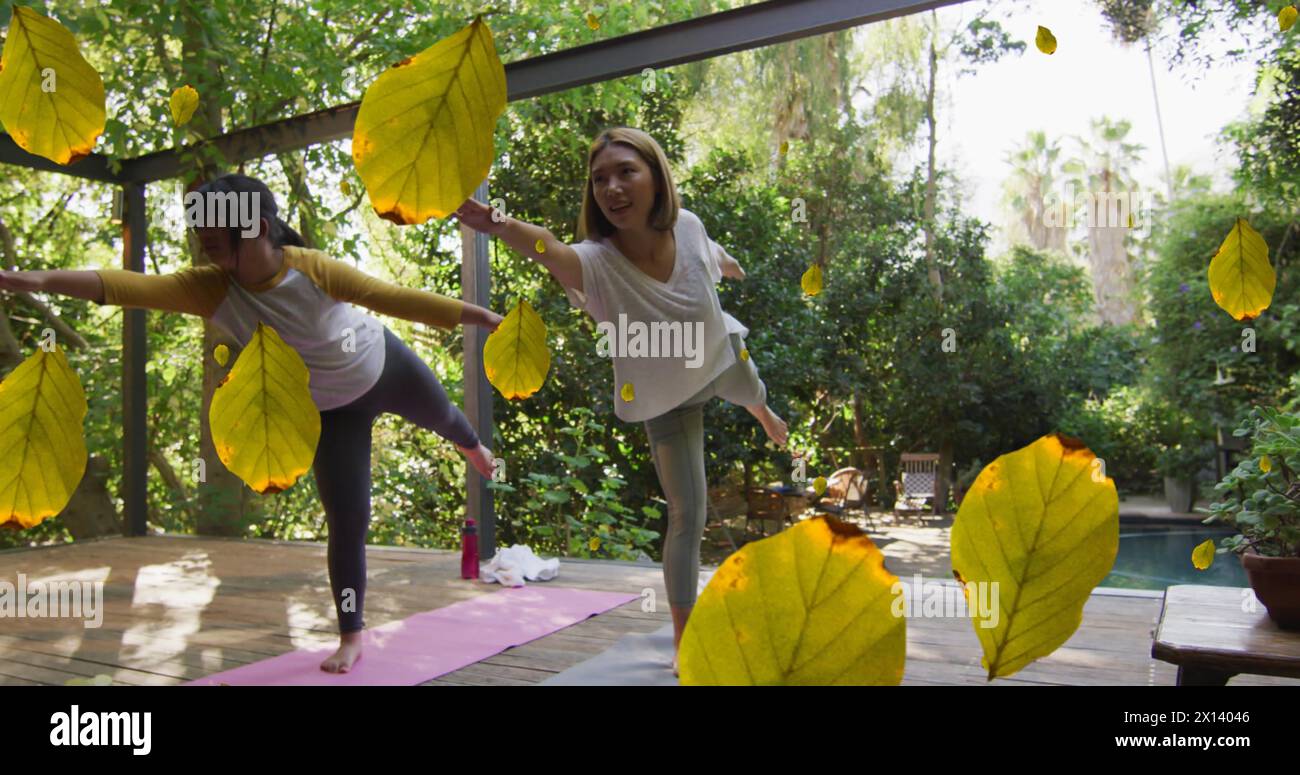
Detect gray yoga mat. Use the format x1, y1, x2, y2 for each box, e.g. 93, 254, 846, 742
539, 623, 679, 686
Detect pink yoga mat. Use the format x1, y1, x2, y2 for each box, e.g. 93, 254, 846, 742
186, 585, 638, 686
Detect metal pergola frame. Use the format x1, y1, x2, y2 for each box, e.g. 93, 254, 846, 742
0, 0, 963, 556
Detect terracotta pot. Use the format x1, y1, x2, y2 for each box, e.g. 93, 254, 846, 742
1241, 547, 1300, 630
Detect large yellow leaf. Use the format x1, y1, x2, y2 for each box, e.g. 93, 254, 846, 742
950, 433, 1118, 679
0, 6, 105, 165
209, 324, 320, 494
1208, 218, 1274, 321
483, 299, 550, 400
679, 516, 905, 685
0, 345, 88, 529
352, 17, 506, 225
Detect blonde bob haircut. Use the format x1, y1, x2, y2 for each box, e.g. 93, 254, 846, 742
576, 127, 680, 242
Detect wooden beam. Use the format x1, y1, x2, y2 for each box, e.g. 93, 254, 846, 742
121, 183, 149, 537
0, 134, 121, 183
460, 180, 494, 559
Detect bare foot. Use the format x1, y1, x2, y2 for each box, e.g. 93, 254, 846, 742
320, 631, 363, 673
457, 442, 496, 478
672, 651, 679, 677
750, 405, 789, 448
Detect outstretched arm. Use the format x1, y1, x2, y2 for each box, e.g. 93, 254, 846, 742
453, 198, 583, 292
1, 267, 227, 317
0, 269, 105, 302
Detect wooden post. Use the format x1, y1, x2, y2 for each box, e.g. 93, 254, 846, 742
461, 180, 495, 558
121, 183, 148, 537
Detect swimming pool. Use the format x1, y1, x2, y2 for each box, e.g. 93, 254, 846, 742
1101, 525, 1246, 590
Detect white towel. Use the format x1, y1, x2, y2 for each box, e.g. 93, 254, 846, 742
480, 544, 561, 587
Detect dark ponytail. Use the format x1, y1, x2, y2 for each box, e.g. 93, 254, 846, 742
190, 173, 307, 251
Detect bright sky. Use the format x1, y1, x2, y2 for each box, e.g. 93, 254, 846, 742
911, 0, 1263, 254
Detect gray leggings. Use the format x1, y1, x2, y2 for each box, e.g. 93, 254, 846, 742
644, 333, 767, 608
313, 327, 480, 634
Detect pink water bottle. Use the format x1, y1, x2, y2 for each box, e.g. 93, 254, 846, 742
461, 517, 479, 579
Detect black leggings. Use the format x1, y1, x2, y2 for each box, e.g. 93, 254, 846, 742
313, 326, 480, 634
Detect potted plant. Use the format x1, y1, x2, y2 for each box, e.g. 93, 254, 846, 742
1156, 441, 1209, 513
1202, 406, 1300, 629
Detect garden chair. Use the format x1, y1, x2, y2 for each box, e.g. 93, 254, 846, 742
744, 487, 793, 539
894, 453, 940, 522
811, 467, 872, 528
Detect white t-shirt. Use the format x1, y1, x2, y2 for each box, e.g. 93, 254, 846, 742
564, 208, 749, 423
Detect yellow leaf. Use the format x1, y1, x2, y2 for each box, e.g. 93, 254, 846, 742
213, 344, 229, 367
779, 140, 789, 156
1208, 218, 1274, 321
0, 345, 88, 529
1260, 454, 1272, 473
209, 323, 321, 494
586, 12, 600, 30
1035, 25, 1057, 55
0, 6, 106, 164
1281, 5, 1297, 31
169, 85, 198, 126
801, 264, 823, 296
352, 17, 507, 225
739, 347, 749, 361
679, 516, 905, 685
340, 179, 352, 197
1192, 539, 1216, 571
483, 299, 550, 400
950, 433, 1118, 680
812, 476, 827, 496
534, 238, 546, 254
620, 382, 635, 402
588, 536, 600, 551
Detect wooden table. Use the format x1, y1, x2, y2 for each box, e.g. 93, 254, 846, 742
1152, 585, 1300, 686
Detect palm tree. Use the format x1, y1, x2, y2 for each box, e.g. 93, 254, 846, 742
1001, 130, 1069, 254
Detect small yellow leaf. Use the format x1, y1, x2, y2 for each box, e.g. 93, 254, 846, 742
679, 516, 905, 685
589, 536, 600, 551
209, 323, 321, 494
812, 476, 827, 496
779, 140, 789, 156
620, 382, 635, 402
340, 179, 352, 197
0, 6, 106, 165
1036, 25, 1058, 55
1260, 455, 1272, 473
169, 85, 198, 126
534, 238, 546, 254
1280, 5, 1297, 32
0, 345, 88, 529
352, 18, 507, 225
586, 12, 600, 30
739, 348, 749, 361
1208, 218, 1274, 321
483, 299, 551, 400
1192, 539, 1216, 571
213, 344, 230, 367
950, 433, 1119, 680
801, 264, 823, 296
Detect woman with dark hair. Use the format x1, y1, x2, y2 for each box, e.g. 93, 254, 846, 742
0, 173, 503, 673
455, 128, 788, 675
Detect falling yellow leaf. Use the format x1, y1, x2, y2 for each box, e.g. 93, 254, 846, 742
0, 6, 106, 164
1280, 5, 1297, 32
620, 382, 635, 402
950, 433, 1119, 680
1192, 539, 1216, 571
213, 344, 230, 367
352, 17, 507, 225
1035, 26, 1057, 55
801, 264, 823, 296
483, 299, 550, 400
209, 323, 321, 494
0, 345, 88, 529
586, 12, 600, 30
589, 536, 600, 551
812, 476, 827, 496
534, 238, 546, 254
340, 179, 352, 197
1208, 218, 1274, 321
679, 516, 905, 685
1260, 455, 1272, 473
740, 348, 750, 361
779, 140, 789, 156
169, 85, 198, 126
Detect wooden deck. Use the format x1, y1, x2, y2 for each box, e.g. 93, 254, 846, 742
0, 535, 1295, 686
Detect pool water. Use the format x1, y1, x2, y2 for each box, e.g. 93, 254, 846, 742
1101, 525, 1246, 590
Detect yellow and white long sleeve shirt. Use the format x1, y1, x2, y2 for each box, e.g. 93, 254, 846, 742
95, 246, 464, 411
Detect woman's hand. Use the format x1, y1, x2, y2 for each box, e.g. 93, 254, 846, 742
0, 270, 44, 293
453, 198, 508, 236
720, 254, 747, 280
461, 303, 503, 333
480, 309, 504, 333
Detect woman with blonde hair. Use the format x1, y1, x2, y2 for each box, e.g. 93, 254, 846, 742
455, 127, 787, 674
